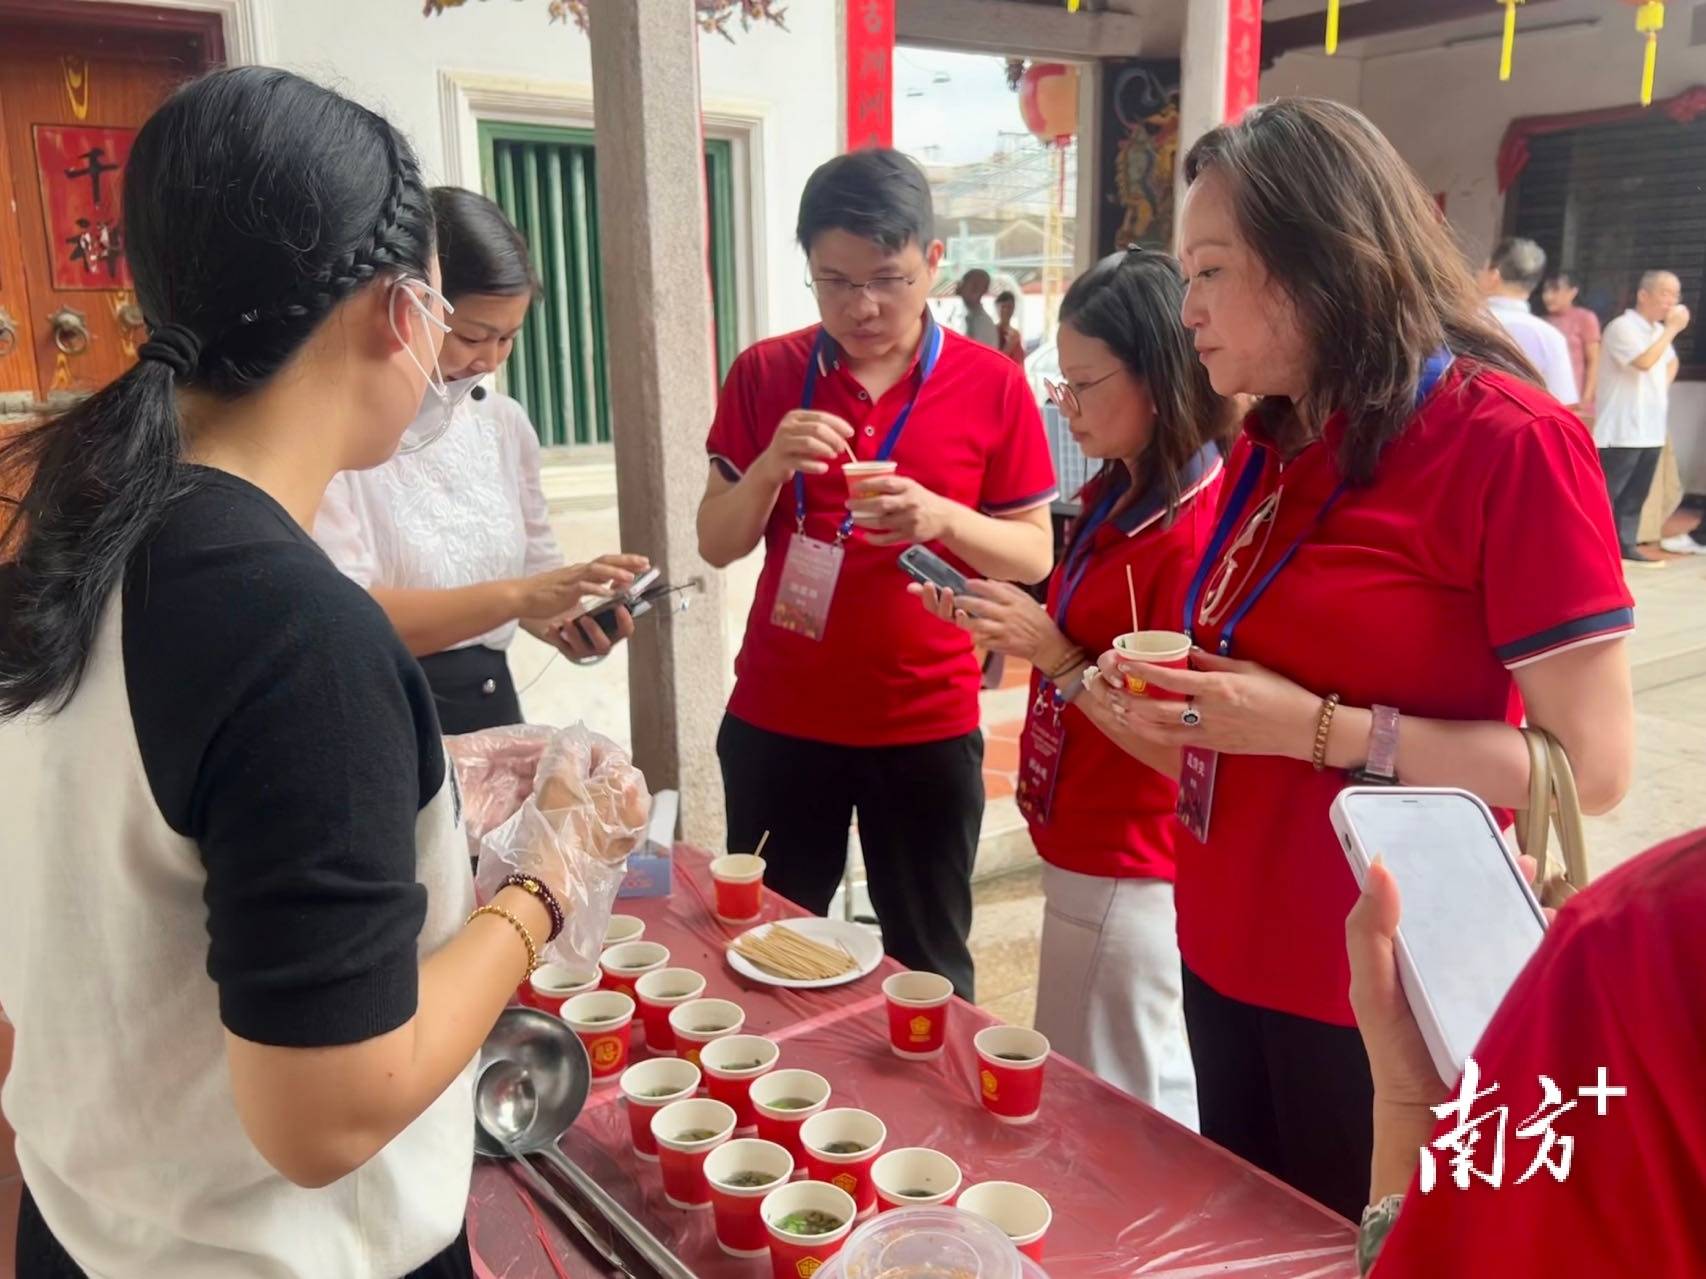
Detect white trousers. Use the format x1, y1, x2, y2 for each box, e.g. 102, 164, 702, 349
1032, 864, 1199, 1131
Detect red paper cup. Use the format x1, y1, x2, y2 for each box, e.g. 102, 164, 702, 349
750, 1069, 831, 1170
973, 1026, 1048, 1125
842, 459, 898, 500
562, 991, 636, 1080
882, 971, 952, 1060
700, 1034, 780, 1133
800, 1108, 887, 1219
604, 914, 646, 948
635, 967, 707, 1055
1111, 630, 1191, 699
599, 941, 670, 999
871, 1146, 962, 1213
958, 1180, 1053, 1261
709, 853, 766, 924
761, 1180, 856, 1279
704, 1138, 794, 1258
521, 961, 599, 1015
651, 1098, 736, 1210
669, 998, 746, 1069
619, 1057, 701, 1161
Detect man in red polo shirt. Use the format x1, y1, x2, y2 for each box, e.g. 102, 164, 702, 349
697, 149, 1057, 998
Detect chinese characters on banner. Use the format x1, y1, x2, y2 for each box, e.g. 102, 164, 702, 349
847, 0, 894, 150
33, 124, 136, 291
1225, 0, 1263, 122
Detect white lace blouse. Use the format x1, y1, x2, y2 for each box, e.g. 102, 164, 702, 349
313, 388, 564, 652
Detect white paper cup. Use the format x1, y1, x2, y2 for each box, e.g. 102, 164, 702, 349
604, 914, 645, 947
958, 1180, 1053, 1256
871, 1146, 963, 1211
669, 998, 747, 1068
842, 459, 898, 499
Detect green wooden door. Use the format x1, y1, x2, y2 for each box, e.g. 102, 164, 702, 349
479, 121, 738, 447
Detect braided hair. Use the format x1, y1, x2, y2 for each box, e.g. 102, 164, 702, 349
0, 66, 434, 717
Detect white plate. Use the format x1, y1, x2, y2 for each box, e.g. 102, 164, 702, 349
726, 918, 884, 990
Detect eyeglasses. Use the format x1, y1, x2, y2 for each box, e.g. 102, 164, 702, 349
1044, 370, 1120, 416
807, 274, 918, 305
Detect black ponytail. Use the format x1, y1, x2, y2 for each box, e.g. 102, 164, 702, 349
0, 66, 434, 718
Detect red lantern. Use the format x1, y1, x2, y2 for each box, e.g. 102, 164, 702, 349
1018, 63, 1079, 146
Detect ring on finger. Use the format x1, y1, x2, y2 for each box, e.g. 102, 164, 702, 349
1181, 702, 1202, 728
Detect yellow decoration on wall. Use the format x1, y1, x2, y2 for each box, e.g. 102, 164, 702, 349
1325, 0, 1340, 55
1636, 2, 1665, 107
1498, 0, 1523, 82
62, 56, 91, 121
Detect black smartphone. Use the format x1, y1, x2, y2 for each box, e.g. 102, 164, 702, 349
582, 567, 664, 640
898, 544, 970, 596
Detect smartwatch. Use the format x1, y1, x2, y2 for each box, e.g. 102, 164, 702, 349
1349, 704, 1400, 785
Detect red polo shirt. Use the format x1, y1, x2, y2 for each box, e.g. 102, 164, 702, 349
1027, 450, 1223, 881
1178, 365, 1633, 1026
707, 322, 1057, 747
1374, 829, 1706, 1278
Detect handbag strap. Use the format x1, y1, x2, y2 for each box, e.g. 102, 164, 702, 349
1517, 726, 1590, 908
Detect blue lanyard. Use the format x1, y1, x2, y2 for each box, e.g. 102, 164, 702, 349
1052, 479, 1123, 628
1182, 349, 1454, 656
795, 320, 945, 539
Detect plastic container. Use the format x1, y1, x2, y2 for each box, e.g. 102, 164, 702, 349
813, 1205, 1050, 1279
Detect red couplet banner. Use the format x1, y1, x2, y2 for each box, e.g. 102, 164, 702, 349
1225, 0, 1263, 123
34, 124, 136, 291
847, 0, 895, 151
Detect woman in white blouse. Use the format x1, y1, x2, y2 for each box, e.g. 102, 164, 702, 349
316, 188, 645, 732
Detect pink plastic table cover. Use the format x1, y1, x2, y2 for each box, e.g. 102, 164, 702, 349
467, 847, 1358, 1278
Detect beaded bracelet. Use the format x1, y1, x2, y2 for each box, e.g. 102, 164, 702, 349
500, 872, 565, 943
469, 903, 540, 974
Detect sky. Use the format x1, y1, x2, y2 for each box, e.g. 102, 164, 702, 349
892, 47, 1033, 166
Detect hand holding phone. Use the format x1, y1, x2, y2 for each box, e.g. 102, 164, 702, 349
897, 544, 970, 596
1333, 787, 1546, 1084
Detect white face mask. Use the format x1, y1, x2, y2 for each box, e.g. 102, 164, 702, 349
389, 277, 464, 456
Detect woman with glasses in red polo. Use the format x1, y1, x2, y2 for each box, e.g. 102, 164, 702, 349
1087, 100, 1635, 1221
915, 249, 1233, 1125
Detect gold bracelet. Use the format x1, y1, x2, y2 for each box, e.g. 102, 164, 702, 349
1313, 693, 1341, 772
468, 903, 540, 974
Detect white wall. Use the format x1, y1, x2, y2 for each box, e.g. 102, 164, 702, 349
266, 0, 839, 342
1261, 28, 1706, 490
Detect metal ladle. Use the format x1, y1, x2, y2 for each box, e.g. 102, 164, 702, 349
474, 1010, 695, 1279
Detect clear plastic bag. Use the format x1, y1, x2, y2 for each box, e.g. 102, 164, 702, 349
447, 723, 651, 970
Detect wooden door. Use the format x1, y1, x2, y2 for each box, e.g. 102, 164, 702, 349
0, 7, 216, 403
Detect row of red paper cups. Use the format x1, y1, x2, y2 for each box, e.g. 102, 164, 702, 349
630, 1076, 1052, 1270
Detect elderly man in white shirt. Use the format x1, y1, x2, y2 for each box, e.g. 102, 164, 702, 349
1479, 237, 1579, 406
1596, 270, 1690, 568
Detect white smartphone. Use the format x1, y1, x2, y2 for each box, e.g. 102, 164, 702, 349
1330, 787, 1547, 1084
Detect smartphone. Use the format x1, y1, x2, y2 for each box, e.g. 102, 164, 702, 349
898, 544, 970, 596
582, 567, 663, 640
1330, 787, 1546, 1083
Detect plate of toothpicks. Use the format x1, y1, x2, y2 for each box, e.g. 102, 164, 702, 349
726, 918, 884, 990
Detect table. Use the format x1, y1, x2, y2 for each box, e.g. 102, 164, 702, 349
468, 849, 1358, 1278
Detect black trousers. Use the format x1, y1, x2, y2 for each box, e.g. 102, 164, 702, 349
420, 645, 523, 735
1183, 966, 1373, 1223
718, 714, 983, 1001
1599, 445, 1663, 554
16, 1184, 475, 1278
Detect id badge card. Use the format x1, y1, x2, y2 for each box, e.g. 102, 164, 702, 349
770, 532, 844, 642
1016, 698, 1065, 826
1176, 745, 1218, 843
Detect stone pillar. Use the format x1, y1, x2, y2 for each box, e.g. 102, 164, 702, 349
587, 0, 729, 846
1177, 0, 1233, 223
